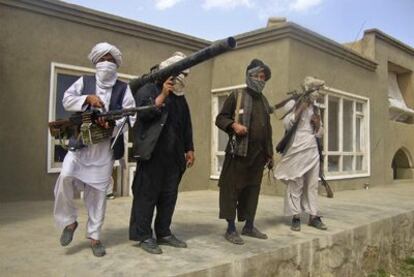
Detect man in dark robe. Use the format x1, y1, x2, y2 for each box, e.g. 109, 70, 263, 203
129, 52, 195, 254
215, 59, 274, 245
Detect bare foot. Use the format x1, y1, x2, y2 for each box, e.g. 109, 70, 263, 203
90, 239, 101, 246
66, 222, 77, 230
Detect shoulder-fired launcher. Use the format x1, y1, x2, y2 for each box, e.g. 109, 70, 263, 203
129, 37, 237, 93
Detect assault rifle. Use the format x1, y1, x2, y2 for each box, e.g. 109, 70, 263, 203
129, 37, 237, 93
274, 86, 322, 154
48, 105, 159, 148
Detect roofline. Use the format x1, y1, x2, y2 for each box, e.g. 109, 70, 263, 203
234, 22, 378, 72
0, 0, 211, 51
364, 28, 414, 56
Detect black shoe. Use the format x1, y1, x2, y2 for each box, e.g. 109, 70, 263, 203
224, 231, 244, 245
106, 193, 115, 200
157, 234, 187, 248
60, 221, 78, 246
291, 217, 301, 232
308, 216, 327, 230
139, 238, 162, 254
241, 227, 268, 239
91, 241, 106, 257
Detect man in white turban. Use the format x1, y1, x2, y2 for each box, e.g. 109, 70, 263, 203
88, 42, 123, 67
129, 52, 195, 254
53, 42, 136, 257
274, 76, 327, 232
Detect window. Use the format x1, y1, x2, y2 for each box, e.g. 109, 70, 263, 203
387, 63, 414, 123
320, 87, 370, 179
210, 85, 370, 180
210, 84, 246, 178
47, 62, 135, 173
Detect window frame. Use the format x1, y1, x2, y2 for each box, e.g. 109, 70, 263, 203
321, 86, 371, 180
210, 84, 246, 179
47, 62, 136, 173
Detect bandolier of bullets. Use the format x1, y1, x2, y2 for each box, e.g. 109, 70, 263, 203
80, 112, 114, 145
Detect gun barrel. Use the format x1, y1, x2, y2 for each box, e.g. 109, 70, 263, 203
98, 104, 159, 120
130, 37, 237, 93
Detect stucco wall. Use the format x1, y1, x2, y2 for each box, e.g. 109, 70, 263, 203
1, 1, 413, 202
0, 2, 212, 201
208, 35, 382, 194
372, 37, 414, 185
287, 39, 381, 192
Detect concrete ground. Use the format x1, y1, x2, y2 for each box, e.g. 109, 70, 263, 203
1, 183, 414, 276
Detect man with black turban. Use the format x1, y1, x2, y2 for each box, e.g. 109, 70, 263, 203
215, 59, 274, 245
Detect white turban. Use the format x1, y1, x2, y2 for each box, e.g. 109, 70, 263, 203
88, 42, 122, 67
159, 51, 189, 74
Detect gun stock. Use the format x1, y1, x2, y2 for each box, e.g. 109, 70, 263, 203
320, 175, 334, 198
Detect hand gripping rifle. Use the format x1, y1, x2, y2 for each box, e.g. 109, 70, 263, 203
274, 86, 322, 154
48, 104, 160, 150
129, 37, 237, 94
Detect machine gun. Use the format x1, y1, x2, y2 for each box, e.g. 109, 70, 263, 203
48, 105, 159, 149
129, 37, 237, 93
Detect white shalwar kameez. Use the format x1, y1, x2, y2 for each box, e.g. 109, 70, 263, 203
54, 76, 136, 240
274, 104, 323, 217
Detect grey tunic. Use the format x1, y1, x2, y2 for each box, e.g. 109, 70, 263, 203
216, 89, 273, 189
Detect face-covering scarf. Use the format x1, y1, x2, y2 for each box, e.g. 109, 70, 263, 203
246, 66, 266, 94
95, 61, 118, 88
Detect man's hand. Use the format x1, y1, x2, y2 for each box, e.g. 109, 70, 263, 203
162, 76, 175, 96
155, 77, 175, 107
310, 114, 321, 132
96, 117, 110, 129
232, 122, 248, 136
185, 151, 195, 168
294, 100, 310, 117
86, 95, 104, 108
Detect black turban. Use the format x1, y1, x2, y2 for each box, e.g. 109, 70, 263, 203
246, 59, 271, 81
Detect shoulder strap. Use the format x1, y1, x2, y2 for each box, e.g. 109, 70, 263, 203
234, 89, 244, 123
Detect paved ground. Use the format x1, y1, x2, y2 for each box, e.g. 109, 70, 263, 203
1, 183, 414, 276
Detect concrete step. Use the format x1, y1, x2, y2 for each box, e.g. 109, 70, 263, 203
1, 184, 413, 276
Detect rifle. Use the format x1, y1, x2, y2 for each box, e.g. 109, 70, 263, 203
274, 79, 333, 198
275, 87, 321, 119
48, 105, 159, 149
316, 137, 334, 198
129, 37, 237, 93
275, 87, 320, 154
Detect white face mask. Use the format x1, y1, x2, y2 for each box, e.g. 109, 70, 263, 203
172, 74, 186, 96
95, 61, 118, 88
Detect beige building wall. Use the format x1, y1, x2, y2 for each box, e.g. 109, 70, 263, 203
0, 0, 212, 201
286, 39, 379, 192
1, 0, 413, 202
361, 30, 414, 184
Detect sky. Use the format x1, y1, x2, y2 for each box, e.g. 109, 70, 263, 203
62, 0, 414, 47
